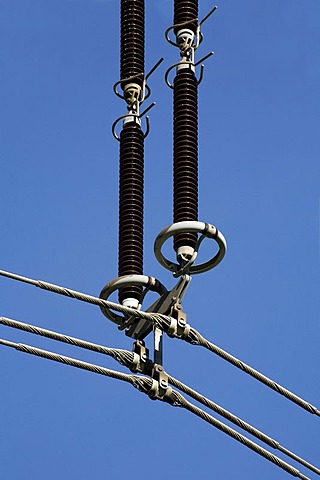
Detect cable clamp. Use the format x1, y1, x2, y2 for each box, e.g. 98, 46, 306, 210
130, 340, 153, 375
148, 364, 172, 401
167, 304, 191, 340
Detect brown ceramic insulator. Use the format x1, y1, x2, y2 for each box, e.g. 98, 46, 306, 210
174, 0, 198, 35
120, 0, 145, 90
118, 122, 144, 303
173, 69, 198, 252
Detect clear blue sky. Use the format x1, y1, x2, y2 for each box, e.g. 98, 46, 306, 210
0, 1, 319, 479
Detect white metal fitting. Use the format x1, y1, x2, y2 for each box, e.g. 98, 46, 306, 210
122, 297, 140, 309
123, 114, 141, 127
124, 82, 142, 107
176, 28, 195, 50
177, 245, 195, 263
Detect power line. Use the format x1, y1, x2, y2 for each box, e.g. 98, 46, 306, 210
168, 390, 311, 480
1, 315, 318, 476
0, 336, 312, 480
1, 268, 319, 418
183, 326, 320, 417
0, 268, 170, 328
0, 316, 136, 369
168, 375, 320, 476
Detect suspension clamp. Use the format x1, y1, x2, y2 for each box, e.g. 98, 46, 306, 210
166, 303, 191, 340
148, 364, 172, 401
130, 339, 153, 375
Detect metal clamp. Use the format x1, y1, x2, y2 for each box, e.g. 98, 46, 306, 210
154, 221, 227, 275
130, 339, 153, 375
166, 304, 191, 340
99, 274, 167, 325
148, 364, 172, 401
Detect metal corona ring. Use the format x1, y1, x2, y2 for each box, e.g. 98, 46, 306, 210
100, 275, 167, 324
154, 221, 227, 275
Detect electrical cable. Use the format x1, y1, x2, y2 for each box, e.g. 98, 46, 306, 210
1, 315, 318, 476
167, 375, 320, 476
167, 390, 311, 480
1, 267, 319, 417
0, 336, 312, 480
184, 326, 320, 417
0, 316, 136, 369
0, 268, 170, 329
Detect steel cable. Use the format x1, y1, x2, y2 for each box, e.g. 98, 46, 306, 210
168, 375, 320, 475
0, 316, 135, 369
167, 390, 311, 480
0, 268, 170, 329
184, 327, 320, 417
0, 336, 312, 480
1, 315, 318, 475
1, 268, 319, 417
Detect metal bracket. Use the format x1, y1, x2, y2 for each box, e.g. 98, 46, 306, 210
148, 364, 171, 401
130, 339, 153, 375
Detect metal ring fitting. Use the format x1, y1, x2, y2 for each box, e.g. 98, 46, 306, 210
99, 275, 167, 325
154, 221, 227, 275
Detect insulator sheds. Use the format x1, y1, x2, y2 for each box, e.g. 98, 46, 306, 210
118, 122, 144, 303
173, 69, 198, 252
120, 0, 145, 90
174, 0, 198, 35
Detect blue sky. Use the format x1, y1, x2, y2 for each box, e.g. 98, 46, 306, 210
0, 1, 319, 479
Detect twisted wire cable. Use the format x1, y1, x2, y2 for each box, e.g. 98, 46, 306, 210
0, 316, 135, 369
0, 268, 170, 329
184, 326, 320, 417
168, 375, 320, 476
167, 390, 311, 480
0, 336, 312, 480
1, 315, 318, 475
1, 268, 319, 417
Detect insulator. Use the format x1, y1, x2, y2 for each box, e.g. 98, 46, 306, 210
118, 122, 144, 303
120, 0, 145, 91
173, 69, 198, 252
174, 0, 198, 35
